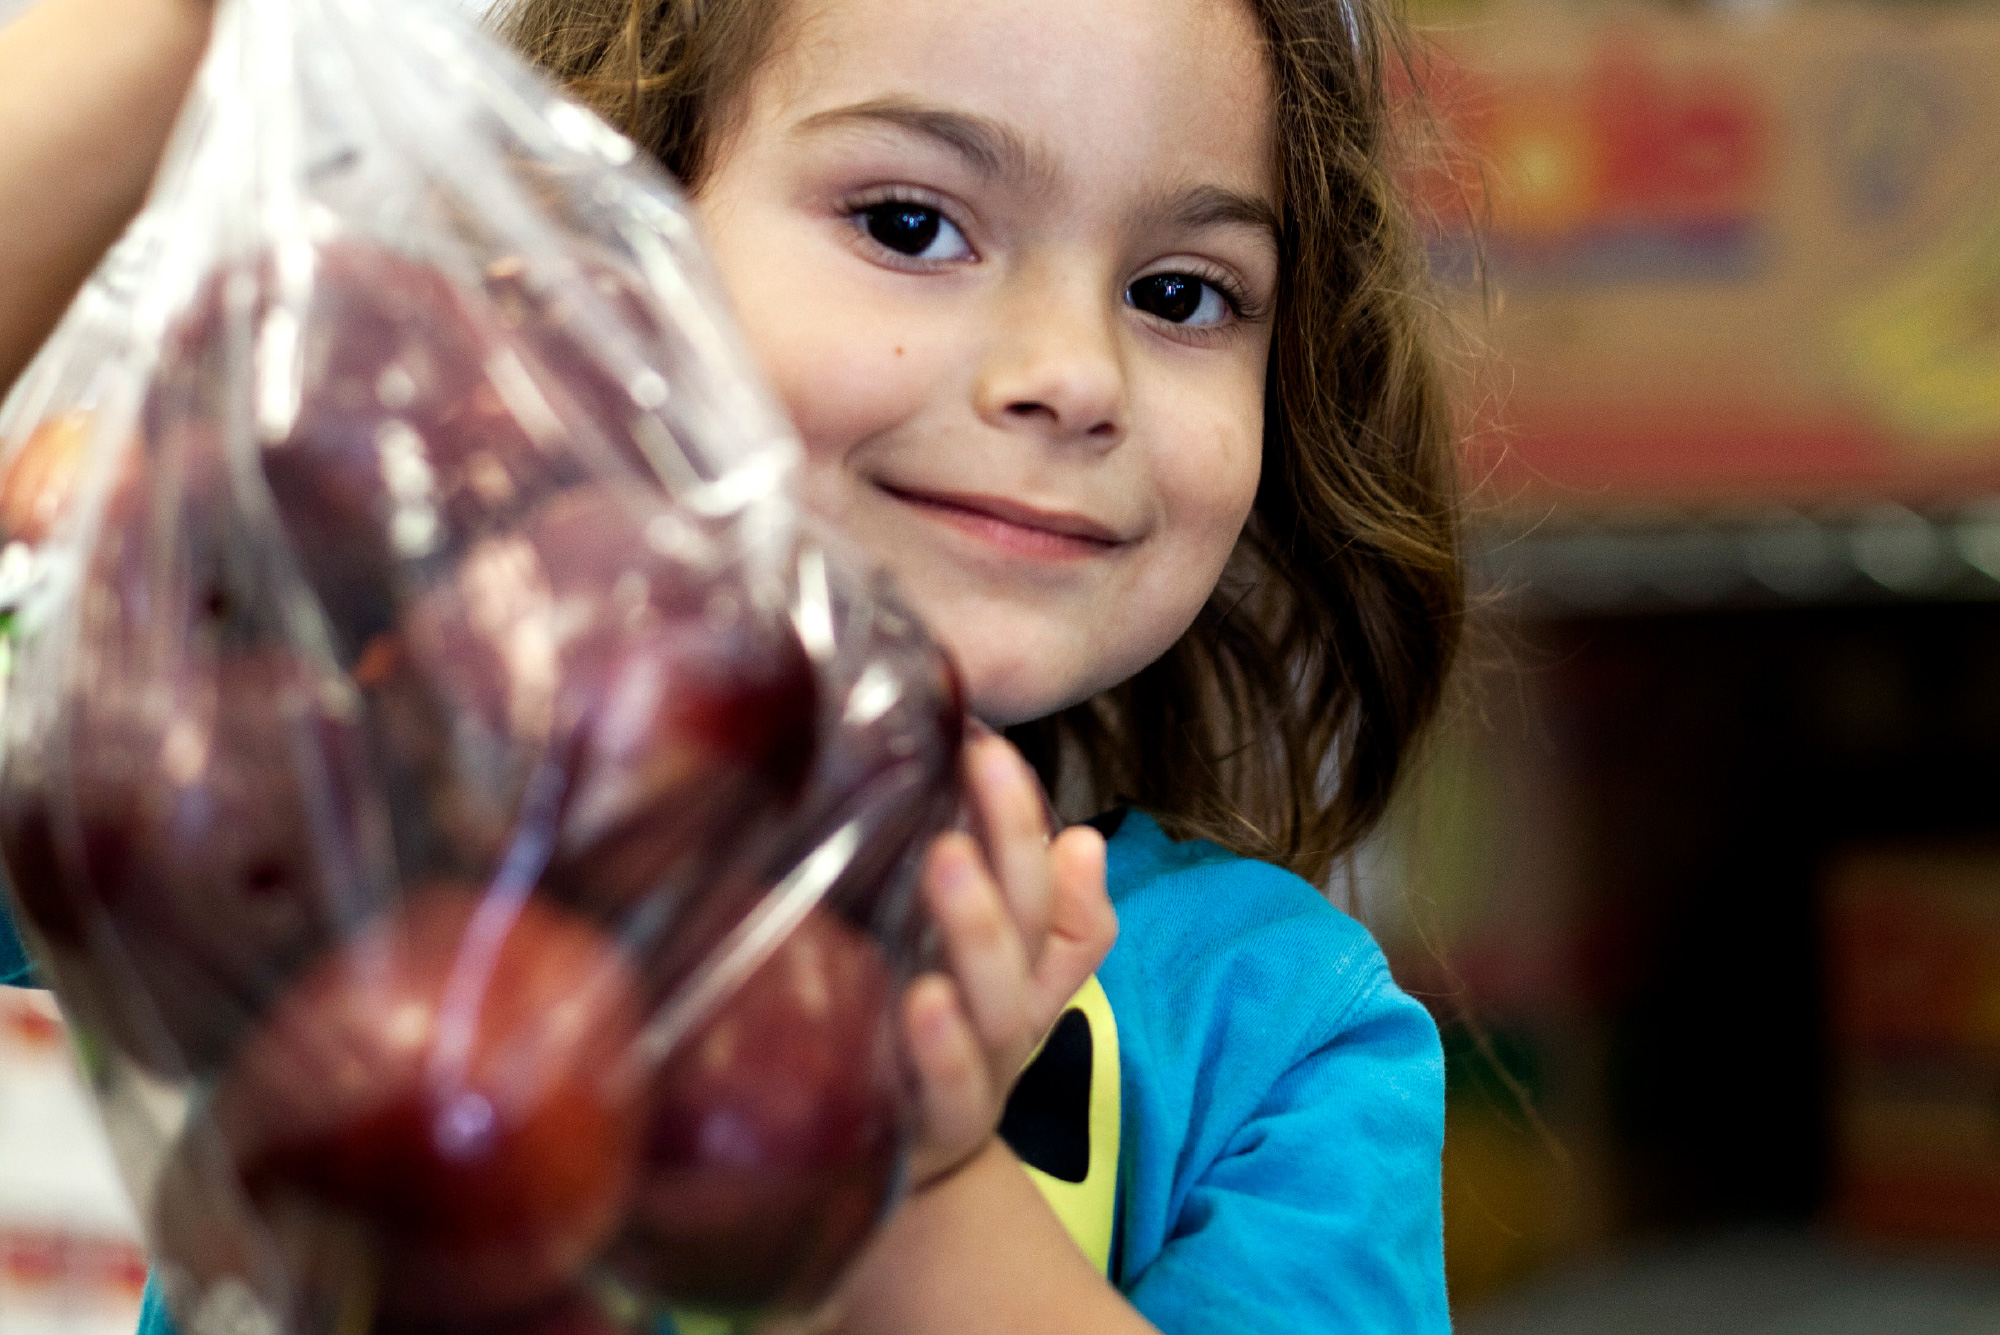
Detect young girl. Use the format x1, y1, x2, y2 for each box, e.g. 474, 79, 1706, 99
0, 0, 1464, 1328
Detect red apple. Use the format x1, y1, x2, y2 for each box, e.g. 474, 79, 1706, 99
0, 643, 366, 1076
549, 610, 817, 903
141, 241, 630, 655
402, 486, 816, 922
0, 405, 386, 1079
347, 629, 524, 884
175, 887, 645, 1326
270, 244, 572, 649
606, 907, 905, 1313
402, 485, 737, 747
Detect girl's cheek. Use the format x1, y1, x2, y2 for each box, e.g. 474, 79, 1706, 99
768, 329, 918, 466
685, 186, 880, 460
702, 234, 943, 468
1144, 366, 1264, 541
763, 298, 966, 474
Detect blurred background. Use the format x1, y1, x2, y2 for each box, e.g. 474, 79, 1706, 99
1381, 0, 2000, 1326
0, 990, 146, 1335
4, 0, 2000, 1330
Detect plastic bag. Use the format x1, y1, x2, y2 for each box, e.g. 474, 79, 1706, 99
0, 0, 965, 1330
0, 213, 171, 711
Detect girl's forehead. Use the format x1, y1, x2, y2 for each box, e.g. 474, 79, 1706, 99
763, 0, 1276, 205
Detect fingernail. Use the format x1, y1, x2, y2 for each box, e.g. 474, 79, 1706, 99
920, 999, 956, 1047
979, 742, 1018, 790
935, 844, 975, 899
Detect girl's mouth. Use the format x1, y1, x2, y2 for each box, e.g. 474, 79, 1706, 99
875, 482, 1124, 561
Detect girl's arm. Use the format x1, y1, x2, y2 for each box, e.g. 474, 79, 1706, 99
832, 1139, 1159, 1334
0, 0, 210, 395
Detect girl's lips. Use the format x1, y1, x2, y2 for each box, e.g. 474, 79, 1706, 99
876, 482, 1124, 561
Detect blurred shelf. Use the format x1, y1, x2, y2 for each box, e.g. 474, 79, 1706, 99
1473, 502, 2000, 615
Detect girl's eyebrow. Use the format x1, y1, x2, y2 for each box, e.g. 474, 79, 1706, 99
792, 98, 1053, 191
794, 98, 1278, 254
1156, 185, 1281, 256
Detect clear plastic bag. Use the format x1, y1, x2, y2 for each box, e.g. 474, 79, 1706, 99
0, 213, 171, 713
0, 1, 964, 1331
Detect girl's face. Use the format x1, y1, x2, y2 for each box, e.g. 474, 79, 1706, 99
693, 0, 1277, 726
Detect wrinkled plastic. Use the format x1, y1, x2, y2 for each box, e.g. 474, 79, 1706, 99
0, 1, 965, 1332
0, 214, 171, 709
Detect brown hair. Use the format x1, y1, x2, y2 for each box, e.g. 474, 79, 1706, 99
499, 0, 1463, 886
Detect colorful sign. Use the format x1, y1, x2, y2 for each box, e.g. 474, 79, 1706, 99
1424, 10, 2000, 512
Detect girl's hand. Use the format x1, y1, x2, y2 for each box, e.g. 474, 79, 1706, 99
900, 732, 1118, 1188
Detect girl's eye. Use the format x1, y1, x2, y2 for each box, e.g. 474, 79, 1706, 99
1127, 272, 1233, 328
857, 202, 972, 262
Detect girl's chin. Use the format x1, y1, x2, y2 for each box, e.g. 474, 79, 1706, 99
953, 647, 1101, 730
968, 696, 1059, 731
961, 675, 1059, 730
886, 586, 1134, 727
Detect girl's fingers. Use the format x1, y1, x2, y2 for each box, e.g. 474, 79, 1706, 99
902, 973, 998, 1179
903, 822, 1116, 1185
1032, 825, 1117, 1012
965, 736, 1054, 964
923, 831, 1037, 1058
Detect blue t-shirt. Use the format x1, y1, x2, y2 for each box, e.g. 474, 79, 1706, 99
4, 809, 1448, 1334
1091, 810, 1448, 1331
0, 890, 28, 989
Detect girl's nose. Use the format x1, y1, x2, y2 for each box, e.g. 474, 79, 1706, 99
971, 274, 1127, 448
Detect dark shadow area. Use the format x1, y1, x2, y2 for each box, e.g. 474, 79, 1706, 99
1535, 602, 2000, 1231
